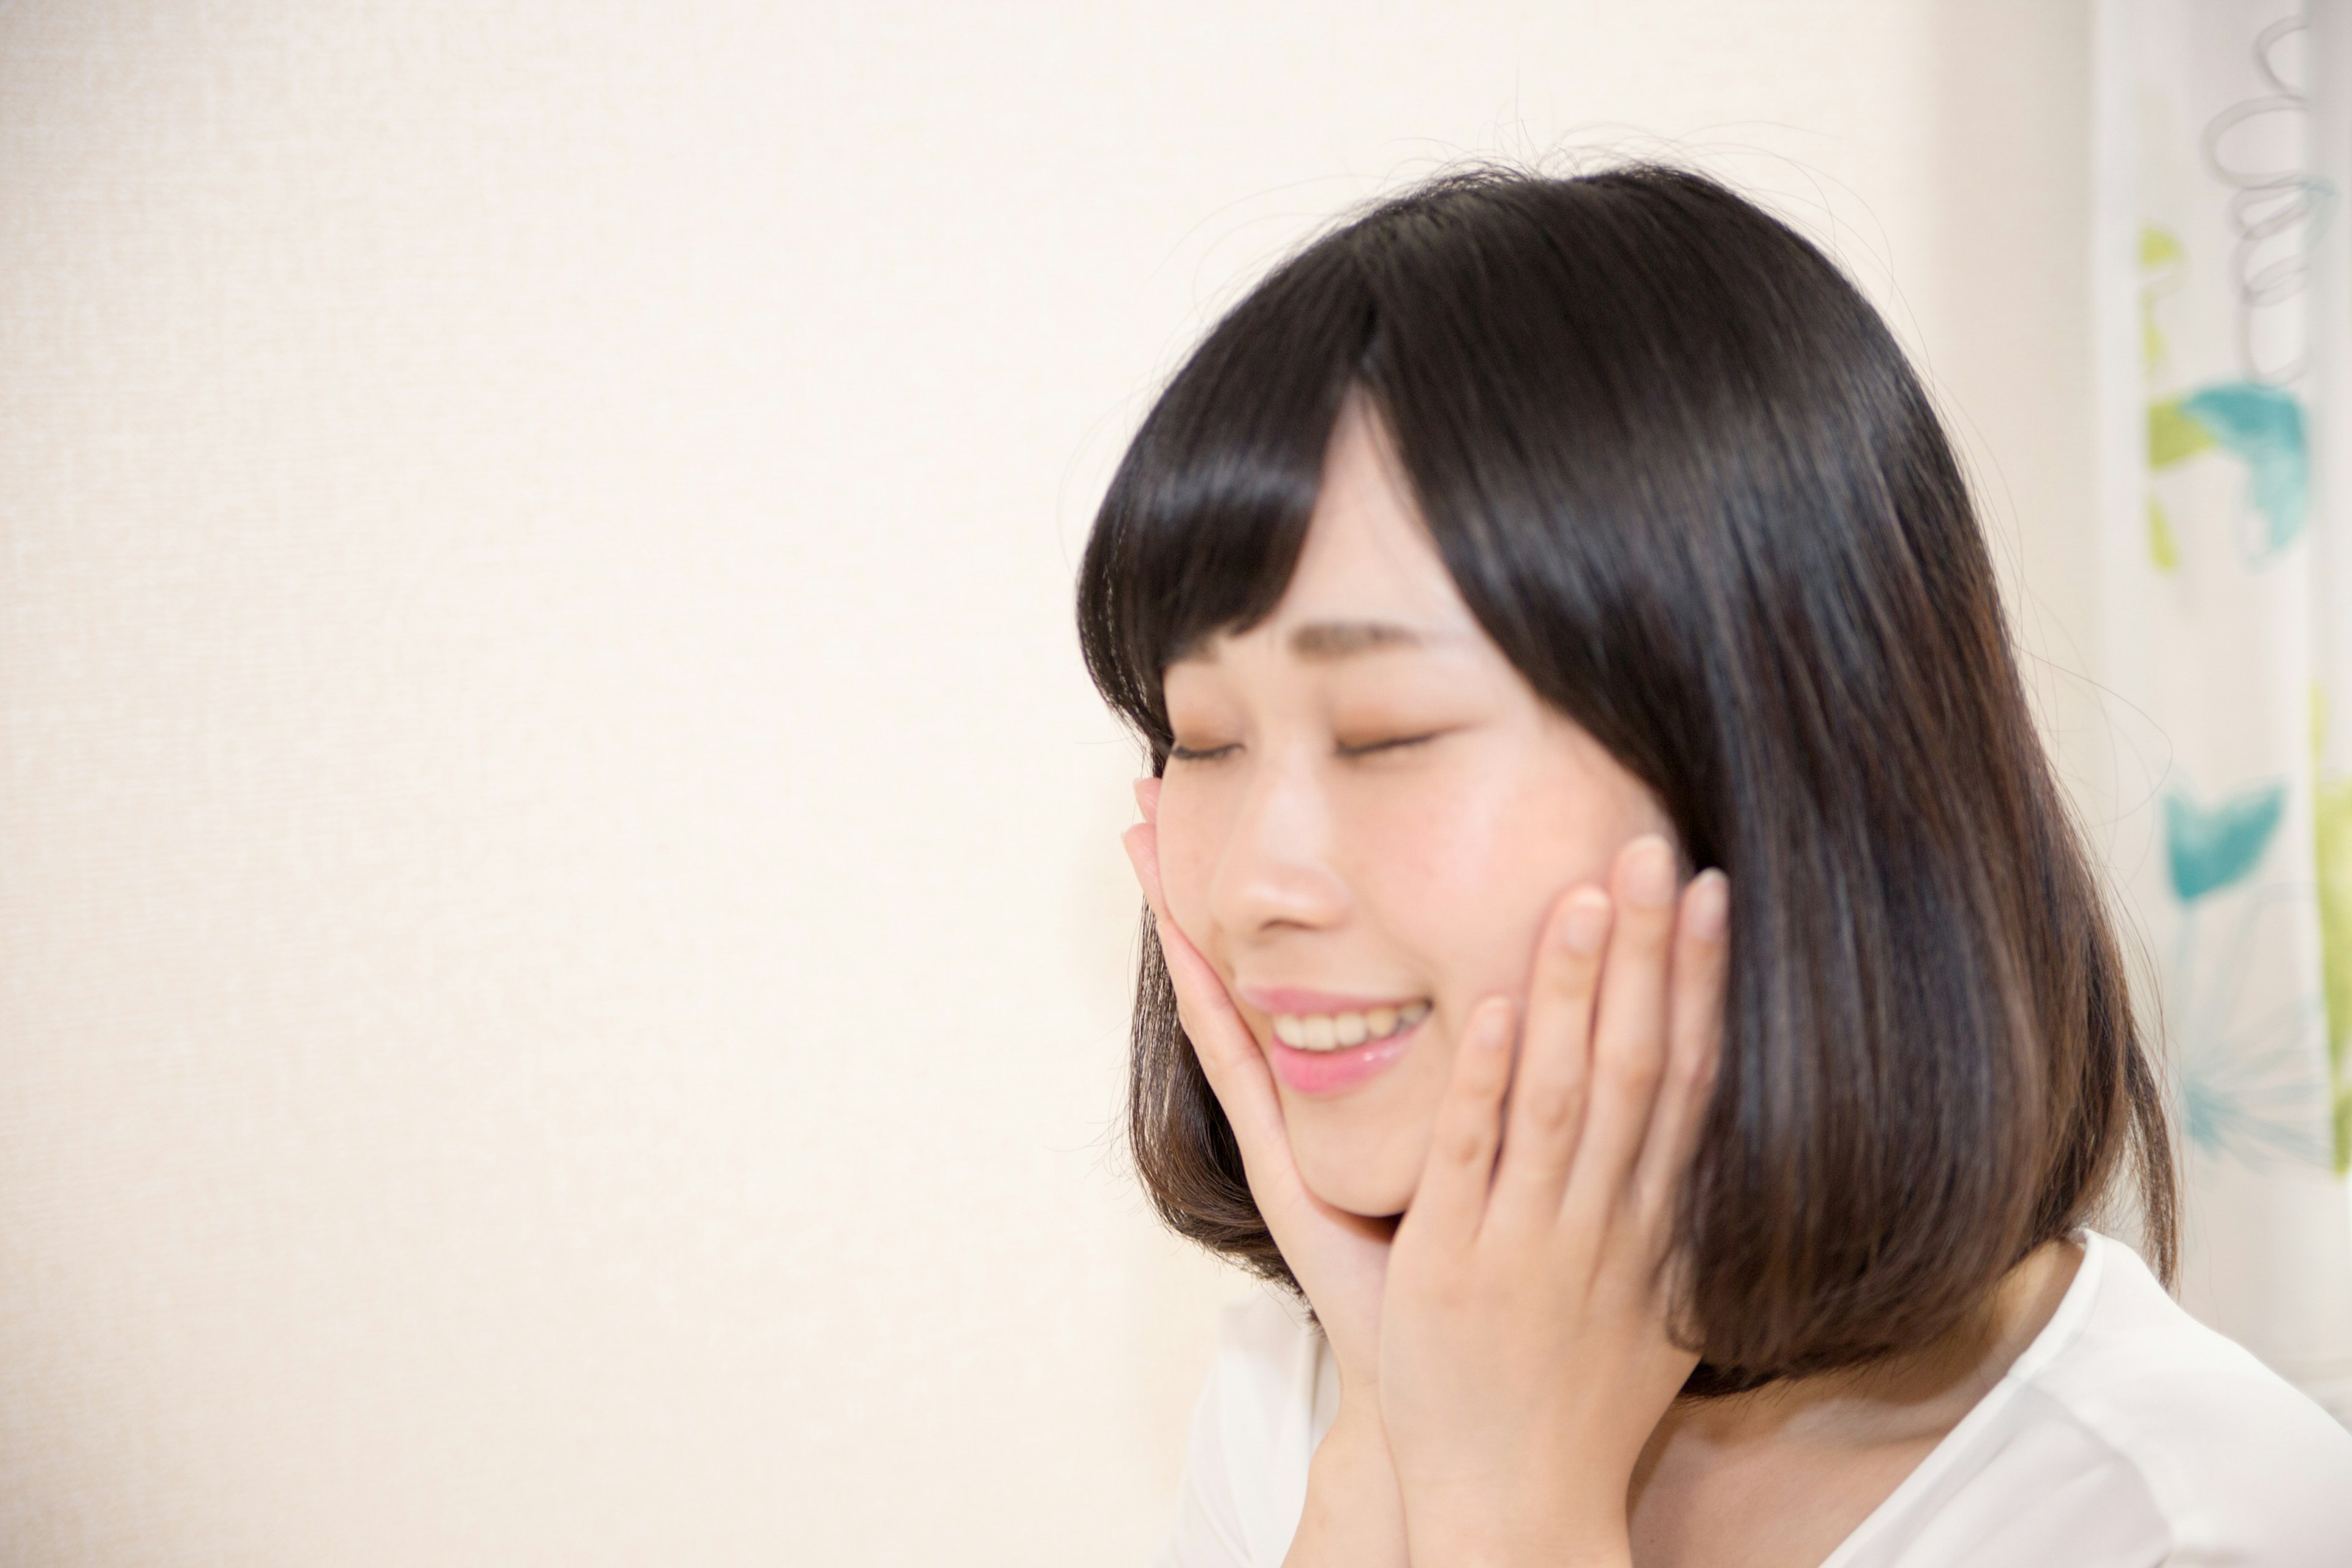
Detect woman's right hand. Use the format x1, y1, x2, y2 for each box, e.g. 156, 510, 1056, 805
1121, 778, 1396, 1409
1123, 777, 1412, 1568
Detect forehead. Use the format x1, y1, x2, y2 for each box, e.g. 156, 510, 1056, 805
1175, 400, 1479, 679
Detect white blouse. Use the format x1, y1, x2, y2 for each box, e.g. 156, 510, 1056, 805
1150, 1231, 2352, 1567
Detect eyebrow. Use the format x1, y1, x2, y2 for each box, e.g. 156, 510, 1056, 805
1169, 617, 1452, 666
1286, 619, 1434, 661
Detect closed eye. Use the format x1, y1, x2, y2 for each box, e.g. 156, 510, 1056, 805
1336, 733, 1441, 758
1166, 732, 1447, 764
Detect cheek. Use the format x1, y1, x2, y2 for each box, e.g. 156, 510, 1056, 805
1348, 758, 1644, 997
1150, 775, 1226, 948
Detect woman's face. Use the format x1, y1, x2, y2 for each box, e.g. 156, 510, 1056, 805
1152, 396, 1679, 1217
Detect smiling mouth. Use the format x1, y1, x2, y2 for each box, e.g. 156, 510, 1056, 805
1270, 1000, 1432, 1052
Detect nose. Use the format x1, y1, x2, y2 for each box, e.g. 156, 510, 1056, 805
1206, 749, 1351, 938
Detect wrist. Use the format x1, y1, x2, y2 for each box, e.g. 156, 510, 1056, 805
1401, 1485, 1630, 1568
1311, 1394, 1395, 1489
1406, 1531, 1631, 1568
1327, 1381, 1387, 1444
1285, 1393, 1409, 1568
1442, 1545, 1631, 1568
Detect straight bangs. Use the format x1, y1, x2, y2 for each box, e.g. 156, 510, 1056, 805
1077, 245, 1371, 763
1084, 168, 1776, 828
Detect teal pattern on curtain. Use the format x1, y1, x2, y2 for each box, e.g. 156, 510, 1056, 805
2098, 0, 2352, 1423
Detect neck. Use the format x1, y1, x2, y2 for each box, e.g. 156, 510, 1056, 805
1643, 1236, 2085, 1461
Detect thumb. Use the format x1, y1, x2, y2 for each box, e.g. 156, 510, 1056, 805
1119, 822, 1296, 1178
1121, 817, 1170, 916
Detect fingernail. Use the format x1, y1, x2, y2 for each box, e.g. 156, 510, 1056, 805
1687, 869, 1729, 941
1559, 888, 1611, 954
1624, 835, 1675, 908
1473, 999, 1514, 1049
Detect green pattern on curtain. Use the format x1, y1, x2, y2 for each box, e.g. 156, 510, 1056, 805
2098, 0, 2352, 1425
2320, 688, 2352, 1158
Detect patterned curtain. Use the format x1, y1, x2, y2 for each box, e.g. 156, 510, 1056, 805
2095, 0, 2352, 1422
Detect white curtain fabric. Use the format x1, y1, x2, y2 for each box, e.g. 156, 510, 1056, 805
2095, 0, 2352, 1422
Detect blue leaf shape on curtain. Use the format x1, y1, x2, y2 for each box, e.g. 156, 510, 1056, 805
2166, 781, 2288, 902
2177, 383, 2308, 557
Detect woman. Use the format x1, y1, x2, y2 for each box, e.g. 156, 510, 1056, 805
1076, 165, 2352, 1567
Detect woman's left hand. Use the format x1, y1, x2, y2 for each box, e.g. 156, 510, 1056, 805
1375, 835, 1730, 1568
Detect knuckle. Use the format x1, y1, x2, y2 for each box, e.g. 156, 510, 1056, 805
1520, 1083, 1580, 1136
1618, 907, 1673, 954
1667, 1044, 1713, 1091
1640, 893, 1683, 936
1599, 1039, 1664, 1095
1468, 1039, 1514, 1090
1542, 946, 1601, 997
1442, 1123, 1492, 1167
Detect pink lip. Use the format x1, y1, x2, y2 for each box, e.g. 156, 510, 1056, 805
1230, 983, 1434, 1098
1237, 983, 1428, 1016
1264, 1012, 1429, 1096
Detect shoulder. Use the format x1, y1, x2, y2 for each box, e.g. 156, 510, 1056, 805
2019, 1233, 2352, 1564
1208, 1284, 1324, 1387
1153, 1286, 1327, 1568
1855, 1234, 2352, 1567
1205, 1284, 1330, 1478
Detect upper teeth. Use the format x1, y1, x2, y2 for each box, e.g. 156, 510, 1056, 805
1273, 1000, 1431, 1052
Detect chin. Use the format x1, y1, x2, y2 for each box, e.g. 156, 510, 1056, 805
1289, 1121, 1426, 1219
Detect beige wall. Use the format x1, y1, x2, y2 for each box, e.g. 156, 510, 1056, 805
0, 3, 2103, 1563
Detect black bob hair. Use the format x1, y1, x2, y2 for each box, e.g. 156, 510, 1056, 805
1076, 163, 2176, 1392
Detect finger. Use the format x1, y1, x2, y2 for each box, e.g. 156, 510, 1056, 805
1120, 822, 1258, 1090
1483, 884, 1611, 1235
1120, 823, 1297, 1177
1403, 997, 1516, 1253
1560, 835, 1680, 1233
1632, 868, 1730, 1228
1121, 813, 1170, 917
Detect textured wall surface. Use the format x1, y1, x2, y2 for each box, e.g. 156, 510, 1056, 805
0, 3, 2103, 1564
